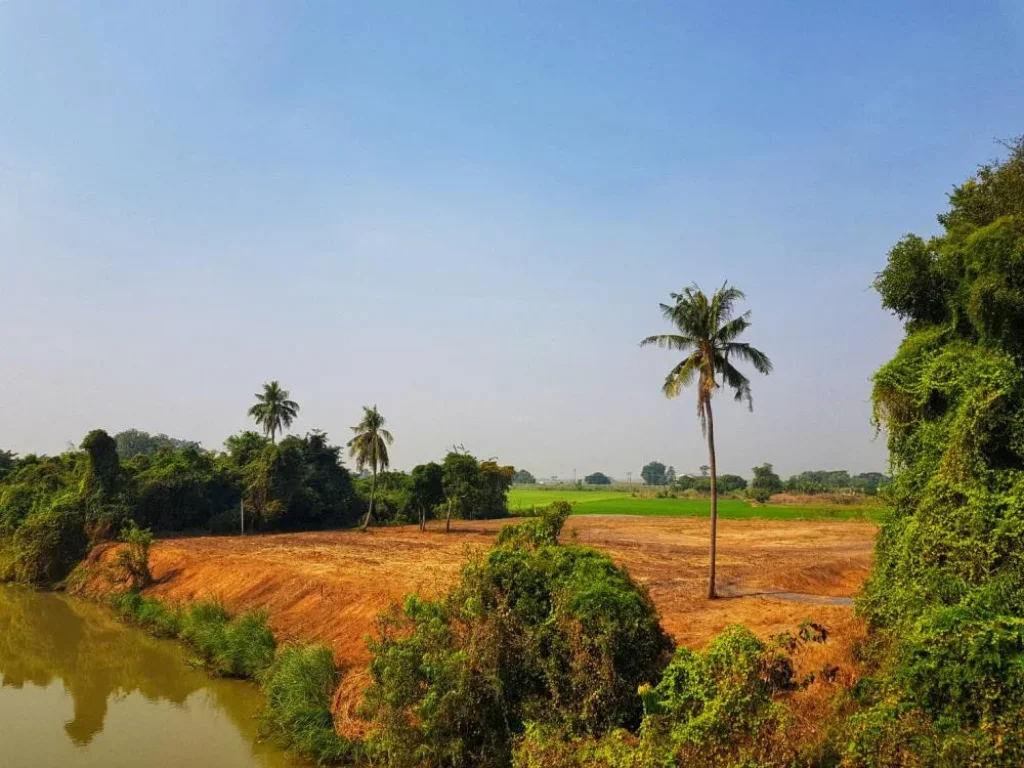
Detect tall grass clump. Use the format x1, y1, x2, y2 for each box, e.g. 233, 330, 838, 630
259, 644, 354, 765
110, 590, 184, 636
178, 601, 277, 678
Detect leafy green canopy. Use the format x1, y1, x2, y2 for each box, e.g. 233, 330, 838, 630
361, 502, 673, 768
1, 427, 360, 585
852, 138, 1024, 765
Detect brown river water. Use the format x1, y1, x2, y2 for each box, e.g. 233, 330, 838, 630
0, 585, 298, 768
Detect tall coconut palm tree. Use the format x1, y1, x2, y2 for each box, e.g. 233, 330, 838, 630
247, 381, 300, 443
347, 405, 394, 531
641, 283, 772, 599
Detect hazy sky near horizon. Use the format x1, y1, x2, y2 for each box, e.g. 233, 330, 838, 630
2, 2, 1022, 478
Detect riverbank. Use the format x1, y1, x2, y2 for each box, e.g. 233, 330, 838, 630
0, 585, 294, 768
74, 514, 876, 735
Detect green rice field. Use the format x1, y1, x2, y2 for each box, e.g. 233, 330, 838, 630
508, 488, 882, 522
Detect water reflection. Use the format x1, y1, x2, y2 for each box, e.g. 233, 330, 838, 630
0, 586, 294, 767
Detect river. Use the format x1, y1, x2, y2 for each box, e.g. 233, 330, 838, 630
0, 585, 297, 768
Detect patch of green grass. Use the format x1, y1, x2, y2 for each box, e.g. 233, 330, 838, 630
508, 489, 882, 523
509, 489, 632, 509
260, 644, 355, 766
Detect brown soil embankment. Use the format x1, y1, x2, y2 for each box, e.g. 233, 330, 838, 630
83, 515, 876, 730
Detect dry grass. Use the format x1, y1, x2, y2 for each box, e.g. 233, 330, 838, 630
84, 515, 876, 733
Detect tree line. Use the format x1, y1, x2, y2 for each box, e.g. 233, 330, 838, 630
0, 384, 515, 587
513, 459, 888, 498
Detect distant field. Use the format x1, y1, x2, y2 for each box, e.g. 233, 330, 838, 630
508, 488, 882, 522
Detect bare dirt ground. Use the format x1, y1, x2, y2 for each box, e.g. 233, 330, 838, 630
89, 515, 876, 730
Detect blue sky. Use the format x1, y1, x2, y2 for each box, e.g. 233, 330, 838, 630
2, 1, 1022, 478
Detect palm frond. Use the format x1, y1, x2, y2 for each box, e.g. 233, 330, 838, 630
719, 358, 753, 410
714, 311, 752, 344
710, 283, 746, 328
723, 342, 773, 375
640, 334, 697, 352
662, 352, 701, 398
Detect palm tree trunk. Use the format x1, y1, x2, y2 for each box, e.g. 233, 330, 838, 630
362, 467, 376, 530
445, 499, 453, 533
705, 399, 718, 599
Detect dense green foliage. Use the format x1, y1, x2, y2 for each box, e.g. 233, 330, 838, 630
361, 503, 672, 767
440, 450, 515, 524
512, 625, 805, 768
849, 139, 1024, 765
584, 471, 613, 485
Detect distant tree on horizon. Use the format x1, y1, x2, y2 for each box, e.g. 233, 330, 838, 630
750, 463, 783, 502
584, 471, 612, 485
512, 468, 536, 484
347, 405, 394, 531
642, 282, 772, 599
247, 381, 299, 444
641, 461, 668, 486
114, 429, 200, 460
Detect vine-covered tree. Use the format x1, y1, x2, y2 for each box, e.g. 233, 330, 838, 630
642, 283, 772, 598
849, 139, 1024, 761
247, 381, 299, 444
347, 406, 393, 530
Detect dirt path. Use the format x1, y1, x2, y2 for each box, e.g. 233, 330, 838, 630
88, 514, 876, 725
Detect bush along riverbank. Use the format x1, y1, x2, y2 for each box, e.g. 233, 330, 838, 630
109, 591, 355, 766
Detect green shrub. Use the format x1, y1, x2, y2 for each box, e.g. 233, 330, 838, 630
495, 501, 571, 548
512, 724, 639, 768
117, 520, 154, 589
259, 644, 353, 765
180, 599, 231, 658
175, 601, 276, 677
10, 496, 87, 585
361, 511, 672, 768
216, 609, 277, 678
635, 625, 795, 767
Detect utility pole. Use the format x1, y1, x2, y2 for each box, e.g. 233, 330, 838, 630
573, 468, 577, 486
627, 471, 633, 493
